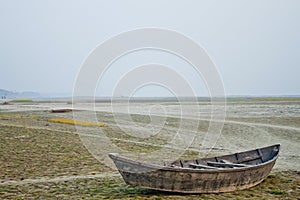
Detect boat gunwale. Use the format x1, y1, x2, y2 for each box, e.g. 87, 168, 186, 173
109, 144, 280, 174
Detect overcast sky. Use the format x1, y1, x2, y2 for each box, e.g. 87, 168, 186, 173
0, 0, 299, 96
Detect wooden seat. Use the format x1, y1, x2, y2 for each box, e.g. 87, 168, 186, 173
189, 163, 219, 170
207, 161, 249, 168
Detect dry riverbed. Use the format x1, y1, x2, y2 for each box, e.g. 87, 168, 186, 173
0, 99, 299, 199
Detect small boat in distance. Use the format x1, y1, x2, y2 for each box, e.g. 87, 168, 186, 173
108, 144, 280, 193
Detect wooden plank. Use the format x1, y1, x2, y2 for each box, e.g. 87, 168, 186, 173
235, 153, 239, 161
207, 161, 249, 168
219, 159, 234, 164
237, 155, 262, 164
179, 160, 183, 168
257, 149, 264, 162
189, 163, 219, 170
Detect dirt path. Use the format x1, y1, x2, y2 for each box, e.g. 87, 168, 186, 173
0, 173, 120, 186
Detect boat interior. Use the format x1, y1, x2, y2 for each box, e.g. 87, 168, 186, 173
167, 144, 280, 169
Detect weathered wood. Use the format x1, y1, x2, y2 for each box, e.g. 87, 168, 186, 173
220, 159, 231, 163
179, 160, 183, 168
257, 148, 264, 162
109, 144, 280, 193
207, 161, 249, 168
189, 163, 219, 170
237, 155, 262, 164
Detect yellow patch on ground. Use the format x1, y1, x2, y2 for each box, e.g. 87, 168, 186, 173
49, 118, 105, 127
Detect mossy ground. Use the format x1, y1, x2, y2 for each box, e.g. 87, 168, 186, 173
1, 171, 299, 199
0, 108, 299, 199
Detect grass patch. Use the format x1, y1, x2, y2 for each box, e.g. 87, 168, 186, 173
0, 125, 110, 180
0, 113, 37, 121
269, 189, 286, 195
49, 118, 105, 127
0, 172, 299, 199
10, 98, 33, 103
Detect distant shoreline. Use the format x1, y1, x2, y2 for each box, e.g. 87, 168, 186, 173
2, 96, 300, 104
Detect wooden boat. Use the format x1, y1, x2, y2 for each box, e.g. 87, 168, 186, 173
108, 144, 280, 193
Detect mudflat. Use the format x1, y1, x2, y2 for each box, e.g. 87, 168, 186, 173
0, 98, 299, 199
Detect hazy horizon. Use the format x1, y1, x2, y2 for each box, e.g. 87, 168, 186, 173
2, 87, 300, 99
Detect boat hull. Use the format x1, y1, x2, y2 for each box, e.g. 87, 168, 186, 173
114, 159, 275, 193
109, 144, 280, 193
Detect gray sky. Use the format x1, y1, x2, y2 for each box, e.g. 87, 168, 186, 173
0, 0, 299, 96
